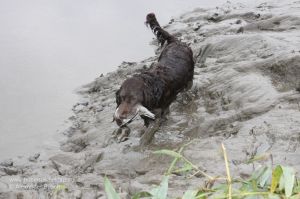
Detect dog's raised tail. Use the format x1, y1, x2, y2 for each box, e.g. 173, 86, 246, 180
146, 13, 176, 46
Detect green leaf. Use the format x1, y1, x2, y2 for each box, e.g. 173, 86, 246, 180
195, 191, 212, 199
149, 176, 169, 199
166, 147, 184, 175
214, 183, 229, 192
104, 176, 121, 199
153, 150, 182, 158
54, 183, 67, 192
173, 163, 193, 174
250, 166, 268, 181
266, 194, 281, 199
182, 190, 198, 199
289, 194, 300, 199
293, 180, 300, 194
132, 191, 152, 199
270, 165, 283, 193
258, 167, 272, 187
281, 166, 295, 197
251, 179, 259, 192
279, 173, 285, 191
246, 153, 270, 164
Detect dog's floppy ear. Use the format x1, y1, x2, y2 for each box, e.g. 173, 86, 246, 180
115, 89, 121, 106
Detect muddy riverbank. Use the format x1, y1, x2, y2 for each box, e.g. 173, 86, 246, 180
1, 0, 300, 198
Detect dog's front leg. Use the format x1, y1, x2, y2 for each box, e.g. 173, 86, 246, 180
139, 108, 162, 146
112, 126, 131, 143
139, 118, 161, 146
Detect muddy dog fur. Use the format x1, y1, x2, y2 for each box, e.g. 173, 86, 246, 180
114, 13, 194, 145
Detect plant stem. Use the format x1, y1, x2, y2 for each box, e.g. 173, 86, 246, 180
166, 140, 195, 175
222, 143, 232, 199
166, 147, 184, 175
182, 156, 214, 180
214, 191, 270, 199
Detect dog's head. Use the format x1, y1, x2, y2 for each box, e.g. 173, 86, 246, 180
114, 77, 155, 126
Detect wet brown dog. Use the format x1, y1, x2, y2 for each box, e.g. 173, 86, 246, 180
113, 13, 194, 144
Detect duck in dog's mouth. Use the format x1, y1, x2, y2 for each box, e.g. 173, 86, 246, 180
114, 104, 155, 127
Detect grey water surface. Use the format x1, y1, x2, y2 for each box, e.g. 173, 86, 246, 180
0, 0, 246, 159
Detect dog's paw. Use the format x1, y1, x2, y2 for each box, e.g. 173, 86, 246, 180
112, 126, 131, 143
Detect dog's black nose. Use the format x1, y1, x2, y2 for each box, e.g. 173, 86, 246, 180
115, 118, 123, 126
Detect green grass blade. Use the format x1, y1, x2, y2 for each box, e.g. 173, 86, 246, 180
149, 176, 169, 199
289, 194, 300, 199
293, 179, 300, 194
250, 166, 268, 181
173, 163, 193, 174
132, 191, 152, 199
246, 153, 270, 164
281, 166, 295, 197
166, 146, 184, 175
182, 190, 198, 199
270, 165, 283, 193
104, 176, 121, 199
153, 149, 182, 158
196, 191, 212, 199
259, 167, 272, 187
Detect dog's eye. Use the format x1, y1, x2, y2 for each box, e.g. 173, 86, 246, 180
129, 96, 137, 102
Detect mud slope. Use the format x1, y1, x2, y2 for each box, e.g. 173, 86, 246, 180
1, 0, 300, 198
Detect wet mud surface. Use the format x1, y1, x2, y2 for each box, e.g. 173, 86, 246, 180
1, 0, 300, 198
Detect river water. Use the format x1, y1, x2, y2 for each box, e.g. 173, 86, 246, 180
0, 0, 251, 159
